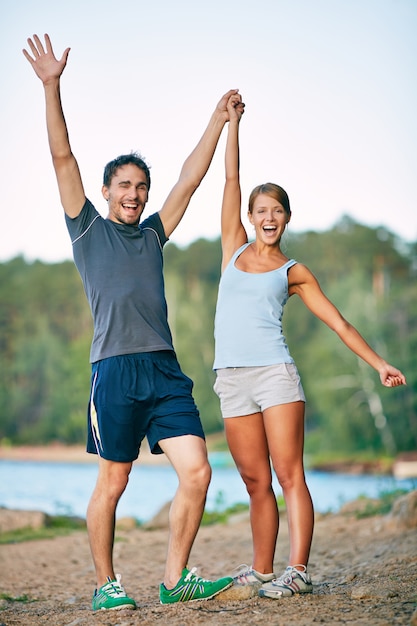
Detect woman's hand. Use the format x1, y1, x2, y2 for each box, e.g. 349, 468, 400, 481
379, 363, 406, 387
227, 93, 245, 122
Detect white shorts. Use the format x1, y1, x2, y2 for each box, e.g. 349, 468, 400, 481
214, 363, 305, 418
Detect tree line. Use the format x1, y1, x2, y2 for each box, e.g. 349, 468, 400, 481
1, 215, 416, 458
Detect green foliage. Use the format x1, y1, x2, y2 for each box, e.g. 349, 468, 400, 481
164, 238, 223, 433
0, 217, 416, 456
201, 491, 286, 526
202, 501, 249, 526
283, 219, 416, 455
0, 515, 86, 545
0, 257, 91, 444
354, 488, 410, 518
0, 593, 36, 603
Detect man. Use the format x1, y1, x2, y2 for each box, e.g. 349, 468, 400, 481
23, 33, 238, 610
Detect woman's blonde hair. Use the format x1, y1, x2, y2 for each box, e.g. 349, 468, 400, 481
248, 183, 291, 216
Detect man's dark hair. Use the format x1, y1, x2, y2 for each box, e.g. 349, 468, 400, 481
103, 152, 151, 190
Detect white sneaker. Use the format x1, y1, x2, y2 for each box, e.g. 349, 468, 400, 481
258, 565, 312, 598
233, 564, 275, 587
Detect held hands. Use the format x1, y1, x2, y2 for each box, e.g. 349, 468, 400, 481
379, 363, 406, 388
227, 92, 245, 122
23, 33, 70, 85
215, 90, 245, 123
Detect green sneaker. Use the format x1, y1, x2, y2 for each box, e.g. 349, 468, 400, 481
159, 567, 233, 604
92, 573, 136, 611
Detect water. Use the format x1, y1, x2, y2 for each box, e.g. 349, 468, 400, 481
1, 452, 414, 523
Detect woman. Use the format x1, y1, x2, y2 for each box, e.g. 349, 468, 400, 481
213, 95, 406, 600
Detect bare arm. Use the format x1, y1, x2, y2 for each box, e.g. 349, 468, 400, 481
158, 89, 240, 238
289, 263, 407, 388
220, 95, 247, 272
23, 34, 85, 217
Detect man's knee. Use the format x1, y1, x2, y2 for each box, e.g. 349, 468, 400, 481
96, 460, 132, 500
196, 458, 212, 489
179, 457, 211, 494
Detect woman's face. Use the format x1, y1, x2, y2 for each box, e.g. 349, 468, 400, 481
248, 193, 290, 244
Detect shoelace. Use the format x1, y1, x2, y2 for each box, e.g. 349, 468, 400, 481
232, 564, 255, 583
233, 563, 251, 576
103, 573, 126, 597
184, 567, 210, 584
275, 565, 308, 585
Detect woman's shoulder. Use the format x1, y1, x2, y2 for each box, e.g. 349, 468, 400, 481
235, 242, 251, 255
223, 242, 250, 267
287, 261, 314, 281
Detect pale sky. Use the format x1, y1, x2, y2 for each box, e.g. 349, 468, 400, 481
1, 0, 416, 262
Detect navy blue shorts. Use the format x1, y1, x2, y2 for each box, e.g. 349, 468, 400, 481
87, 351, 204, 462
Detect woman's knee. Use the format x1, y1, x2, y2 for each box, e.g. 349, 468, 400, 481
274, 465, 306, 492
240, 468, 273, 498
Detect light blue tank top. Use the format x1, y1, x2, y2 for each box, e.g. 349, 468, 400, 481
213, 243, 297, 369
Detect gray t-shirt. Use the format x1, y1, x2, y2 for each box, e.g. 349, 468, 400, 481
65, 198, 173, 363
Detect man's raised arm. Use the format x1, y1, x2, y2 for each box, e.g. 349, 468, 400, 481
23, 33, 85, 217
158, 90, 242, 238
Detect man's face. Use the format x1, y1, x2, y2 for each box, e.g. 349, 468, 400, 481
102, 164, 149, 226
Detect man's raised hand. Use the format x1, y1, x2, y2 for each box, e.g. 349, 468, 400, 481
23, 33, 70, 84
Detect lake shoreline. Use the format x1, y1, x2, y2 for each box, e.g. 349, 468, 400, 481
0, 442, 169, 465
0, 441, 402, 475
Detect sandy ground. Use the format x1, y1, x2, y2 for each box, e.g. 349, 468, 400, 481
1, 445, 416, 625
0, 505, 416, 625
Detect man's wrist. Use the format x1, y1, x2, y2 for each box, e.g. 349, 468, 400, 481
43, 76, 61, 90
212, 108, 228, 128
